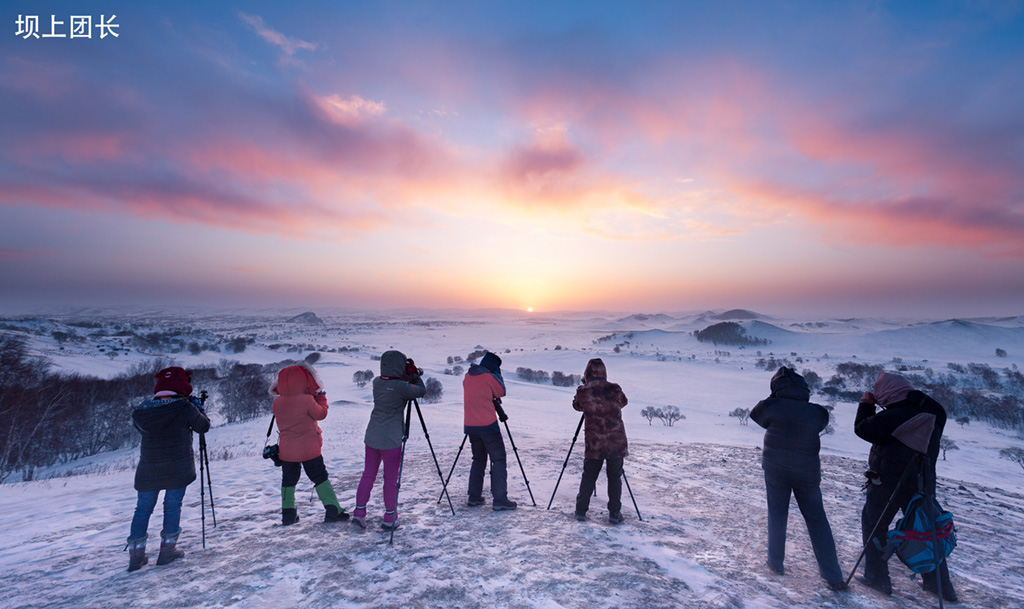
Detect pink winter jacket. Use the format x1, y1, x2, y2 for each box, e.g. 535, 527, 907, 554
463, 369, 506, 428
272, 364, 328, 463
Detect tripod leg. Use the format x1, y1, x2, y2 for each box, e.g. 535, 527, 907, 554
413, 400, 456, 515
439, 434, 468, 504
389, 402, 414, 545
199, 438, 206, 549
203, 438, 216, 527
503, 420, 536, 506
547, 413, 585, 510
622, 467, 642, 521
844, 454, 920, 586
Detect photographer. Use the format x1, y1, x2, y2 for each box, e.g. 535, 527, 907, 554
750, 367, 845, 592
854, 372, 957, 602
572, 358, 628, 524
271, 362, 347, 525
463, 352, 516, 510
126, 367, 210, 572
353, 350, 426, 530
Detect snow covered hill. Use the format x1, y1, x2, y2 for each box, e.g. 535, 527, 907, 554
1, 310, 1023, 608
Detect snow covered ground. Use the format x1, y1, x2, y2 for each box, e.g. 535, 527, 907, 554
1, 309, 1023, 608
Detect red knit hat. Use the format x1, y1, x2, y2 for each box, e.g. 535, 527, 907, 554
154, 367, 193, 395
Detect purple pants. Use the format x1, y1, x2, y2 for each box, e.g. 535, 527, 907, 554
354, 445, 403, 523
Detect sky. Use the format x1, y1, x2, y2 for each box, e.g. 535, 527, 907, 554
1, 1, 1023, 318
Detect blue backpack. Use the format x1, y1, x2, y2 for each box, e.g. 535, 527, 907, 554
881, 492, 957, 573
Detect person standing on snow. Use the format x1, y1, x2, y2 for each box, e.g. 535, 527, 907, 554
127, 367, 211, 572
272, 362, 348, 525
352, 350, 426, 530
572, 358, 628, 524
750, 366, 846, 592
463, 352, 517, 510
854, 371, 957, 602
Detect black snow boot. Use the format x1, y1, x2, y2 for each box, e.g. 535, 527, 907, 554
324, 504, 350, 523
156, 530, 184, 566
127, 536, 148, 572
282, 508, 299, 526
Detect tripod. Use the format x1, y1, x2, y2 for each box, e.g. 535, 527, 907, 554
439, 399, 536, 506
198, 432, 216, 548
392, 399, 455, 544
547, 412, 642, 520
194, 389, 216, 548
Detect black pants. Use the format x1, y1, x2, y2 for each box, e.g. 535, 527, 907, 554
281, 455, 329, 487
468, 433, 508, 501
576, 457, 623, 515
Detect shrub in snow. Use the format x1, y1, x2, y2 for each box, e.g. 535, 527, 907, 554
729, 407, 751, 425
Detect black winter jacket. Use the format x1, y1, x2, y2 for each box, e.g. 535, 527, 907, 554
133, 396, 211, 492
854, 390, 946, 492
750, 368, 829, 480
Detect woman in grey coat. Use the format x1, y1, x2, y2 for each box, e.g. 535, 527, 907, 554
751, 367, 845, 591
352, 350, 426, 530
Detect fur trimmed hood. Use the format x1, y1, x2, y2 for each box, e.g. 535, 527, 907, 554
270, 361, 325, 397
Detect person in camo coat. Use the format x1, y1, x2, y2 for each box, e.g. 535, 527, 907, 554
572, 358, 629, 524
127, 367, 210, 572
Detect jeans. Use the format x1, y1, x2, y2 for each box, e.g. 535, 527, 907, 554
576, 457, 623, 515
355, 445, 403, 523
130, 487, 187, 540
468, 433, 508, 501
764, 468, 843, 583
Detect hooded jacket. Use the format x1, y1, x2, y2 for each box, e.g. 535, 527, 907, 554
272, 362, 328, 463
133, 395, 211, 492
463, 352, 506, 434
366, 350, 426, 450
855, 373, 946, 492
750, 367, 830, 480
572, 359, 628, 460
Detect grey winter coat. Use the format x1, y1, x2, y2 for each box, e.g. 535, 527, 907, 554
365, 350, 426, 451
133, 396, 211, 492
750, 367, 829, 481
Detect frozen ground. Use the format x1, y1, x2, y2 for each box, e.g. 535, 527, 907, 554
1, 310, 1023, 608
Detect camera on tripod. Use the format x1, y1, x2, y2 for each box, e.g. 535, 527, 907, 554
405, 358, 424, 377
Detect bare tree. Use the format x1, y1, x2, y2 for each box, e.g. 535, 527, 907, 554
352, 369, 374, 388
423, 377, 444, 403
1000, 447, 1024, 473
939, 437, 959, 460
658, 405, 685, 427
729, 407, 751, 426
640, 407, 661, 425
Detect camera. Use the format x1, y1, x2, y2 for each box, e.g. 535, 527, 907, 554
263, 443, 282, 467
405, 358, 424, 377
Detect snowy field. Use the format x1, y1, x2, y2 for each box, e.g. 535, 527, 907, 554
1, 309, 1023, 609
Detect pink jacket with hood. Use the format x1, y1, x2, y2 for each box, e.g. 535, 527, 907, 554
271, 362, 329, 463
